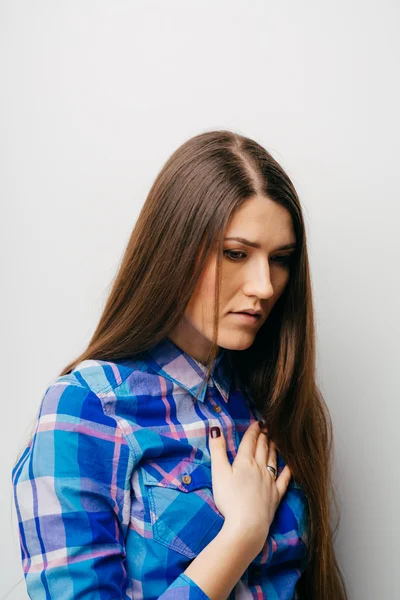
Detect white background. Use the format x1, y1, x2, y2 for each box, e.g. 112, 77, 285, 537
1, 1, 399, 598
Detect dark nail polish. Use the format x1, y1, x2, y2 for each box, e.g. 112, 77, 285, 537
210, 426, 221, 438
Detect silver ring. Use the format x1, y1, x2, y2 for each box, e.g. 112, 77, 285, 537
267, 465, 277, 480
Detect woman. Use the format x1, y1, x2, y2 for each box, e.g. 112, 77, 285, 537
12, 130, 348, 599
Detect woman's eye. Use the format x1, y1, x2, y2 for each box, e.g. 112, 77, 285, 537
223, 250, 246, 261
224, 250, 294, 266
271, 254, 293, 266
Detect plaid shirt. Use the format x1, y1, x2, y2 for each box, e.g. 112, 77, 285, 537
12, 336, 310, 599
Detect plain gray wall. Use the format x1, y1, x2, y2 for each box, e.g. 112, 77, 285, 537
1, 1, 399, 598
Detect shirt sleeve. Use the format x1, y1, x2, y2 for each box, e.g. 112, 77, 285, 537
159, 573, 211, 599
12, 380, 213, 600
12, 380, 134, 600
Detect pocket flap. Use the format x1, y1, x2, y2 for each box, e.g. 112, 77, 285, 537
141, 456, 212, 493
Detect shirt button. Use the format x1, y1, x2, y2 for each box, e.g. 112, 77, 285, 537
182, 475, 192, 485
212, 405, 222, 413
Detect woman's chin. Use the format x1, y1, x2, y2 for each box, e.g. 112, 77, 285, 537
217, 332, 256, 351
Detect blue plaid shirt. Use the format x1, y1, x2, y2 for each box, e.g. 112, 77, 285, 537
12, 336, 309, 599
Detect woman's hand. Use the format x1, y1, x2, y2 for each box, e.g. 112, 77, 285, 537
209, 420, 292, 553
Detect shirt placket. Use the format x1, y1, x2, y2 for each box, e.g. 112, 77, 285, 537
205, 379, 239, 459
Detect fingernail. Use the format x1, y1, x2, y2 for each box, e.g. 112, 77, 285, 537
210, 426, 221, 438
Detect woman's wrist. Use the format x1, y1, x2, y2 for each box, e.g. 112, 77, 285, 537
220, 518, 268, 557
182, 521, 265, 600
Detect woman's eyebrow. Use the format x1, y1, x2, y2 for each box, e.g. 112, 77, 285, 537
223, 237, 297, 251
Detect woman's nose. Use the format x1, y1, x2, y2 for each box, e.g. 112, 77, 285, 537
244, 268, 274, 300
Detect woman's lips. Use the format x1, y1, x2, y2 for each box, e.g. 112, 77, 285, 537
229, 312, 260, 324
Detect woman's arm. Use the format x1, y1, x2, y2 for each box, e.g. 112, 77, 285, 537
180, 522, 261, 600
12, 381, 135, 599
13, 379, 236, 600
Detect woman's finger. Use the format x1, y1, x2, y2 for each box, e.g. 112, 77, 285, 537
275, 464, 292, 499
254, 426, 269, 468
266, 439, 278, 476
209, 424, 231, 481
236, 420, 263, 460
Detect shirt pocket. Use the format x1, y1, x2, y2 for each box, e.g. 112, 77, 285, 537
140, 456, 225, 559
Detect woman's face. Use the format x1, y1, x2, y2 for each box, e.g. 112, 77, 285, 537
168, 194, 297, 364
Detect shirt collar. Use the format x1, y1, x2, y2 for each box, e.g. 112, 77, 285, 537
147, 336, 233, 403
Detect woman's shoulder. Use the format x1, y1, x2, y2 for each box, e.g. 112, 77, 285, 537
33, 356, 155, 432
13, 358, 149, 481
53, 354, 156, 397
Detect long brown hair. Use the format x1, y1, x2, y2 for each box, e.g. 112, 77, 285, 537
59, 129, 348, 599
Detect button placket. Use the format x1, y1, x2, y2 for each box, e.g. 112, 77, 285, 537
207, 384, 239, 454
207, 383, 224, 417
